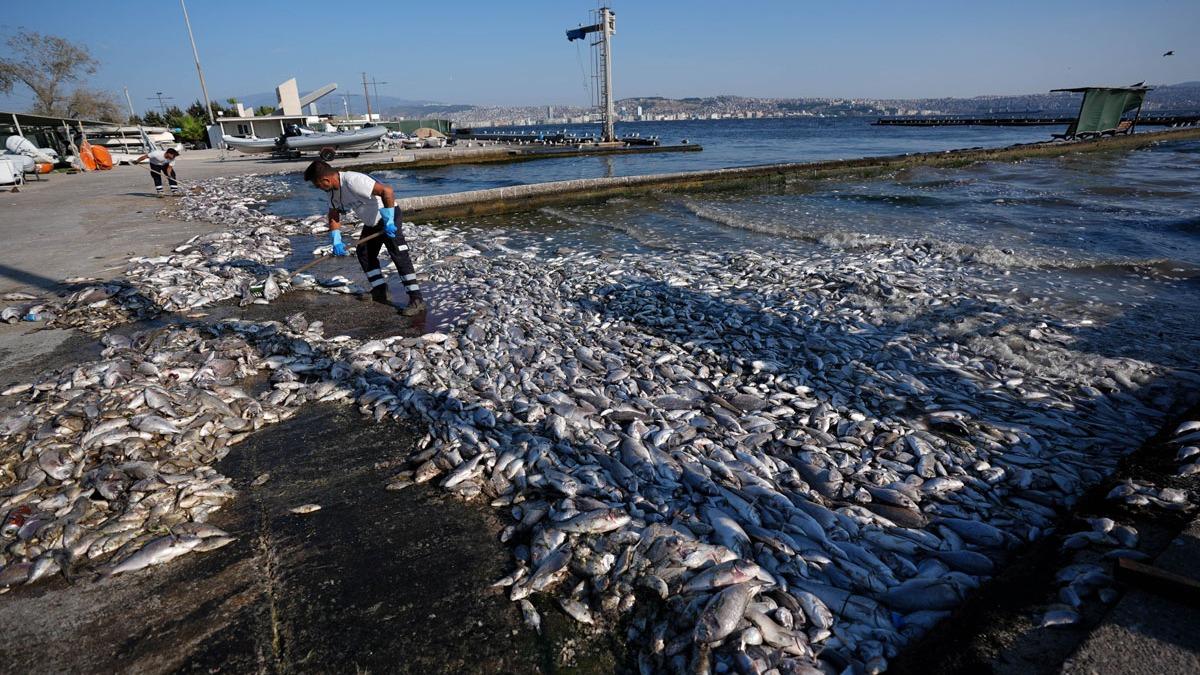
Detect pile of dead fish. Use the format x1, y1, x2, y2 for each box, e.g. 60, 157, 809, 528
129, 176, 313, 312
3, 172, 1199, 673
1038, 517, 1140, 629
1173, 420, 1200, 477
0, 176, 342, 333
0, 316, 358, 587
1037, 419, 1199, 631
264, 223, 1194, 673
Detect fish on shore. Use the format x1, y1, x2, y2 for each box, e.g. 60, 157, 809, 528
1, 170, 1195, 674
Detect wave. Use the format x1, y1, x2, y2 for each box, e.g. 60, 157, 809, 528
538, 207, 679, 250
1080, 185, 1195, 199
676, 197, 1199, 277
825, 192, 950, 208
1167, 214, 1200, 234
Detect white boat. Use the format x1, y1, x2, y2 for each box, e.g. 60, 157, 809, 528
283, 125, 387, 153
222, 135, 278, 154
223, 125, 387, 156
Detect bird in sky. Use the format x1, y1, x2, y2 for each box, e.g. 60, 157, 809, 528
1162, 50, 1174, 57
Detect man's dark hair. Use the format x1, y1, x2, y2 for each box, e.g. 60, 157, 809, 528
164, 148, 179, 156
304, 160, 336, 182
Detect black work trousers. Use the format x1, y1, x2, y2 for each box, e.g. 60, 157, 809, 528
150, 163, 177, 192
356, 219, 419, 297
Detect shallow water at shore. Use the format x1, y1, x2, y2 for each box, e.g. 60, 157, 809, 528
268, 133, 1200, 378
265, 117, 1056, 213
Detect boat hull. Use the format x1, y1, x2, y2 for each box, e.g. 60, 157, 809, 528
223, 137, 278, 154
283, 126, 387, 152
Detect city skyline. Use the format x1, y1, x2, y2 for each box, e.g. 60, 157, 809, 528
1, 0, 1196, 117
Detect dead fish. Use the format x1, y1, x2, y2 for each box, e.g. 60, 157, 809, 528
289, 504, 321, 514
556, 508, 631, 534
519, 598, 541, 633
1039, 607, 1080, 628
694, 582, 759, 644
108, 535, 202, 576
262, 276, 281, 301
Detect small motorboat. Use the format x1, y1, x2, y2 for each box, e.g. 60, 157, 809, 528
222, 135, 278, 154
223, 125, 387, 156
283, 125, 387, 153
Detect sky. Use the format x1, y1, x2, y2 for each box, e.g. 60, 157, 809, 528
1, 0, 1196, 116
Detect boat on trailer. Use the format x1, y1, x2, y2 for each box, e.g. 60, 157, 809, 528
221, 136, 278, 154
222, 125, 387, 157
284, 125, 386, 153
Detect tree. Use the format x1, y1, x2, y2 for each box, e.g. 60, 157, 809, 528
65, 87, 123, 122
142, 110, 166, 127
186, 99, 208, 119
0, 30, 98, 116
174, 115, 206, 143
163, 105, 185, 123
255, 105, 275, 116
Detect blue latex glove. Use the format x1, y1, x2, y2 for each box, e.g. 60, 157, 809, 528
379, 207, 397, 238
330, 230, 347, 256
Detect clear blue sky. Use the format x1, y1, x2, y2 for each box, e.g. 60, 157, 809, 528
2, 0, 1196, 115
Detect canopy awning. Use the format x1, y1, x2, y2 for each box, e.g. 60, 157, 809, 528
1, 110, 119, 129
1050, 86, 1150, 136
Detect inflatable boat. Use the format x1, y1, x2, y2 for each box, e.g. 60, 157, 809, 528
222, 125, 387, 156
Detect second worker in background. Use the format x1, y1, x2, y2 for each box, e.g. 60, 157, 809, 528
304, 160, 426, 316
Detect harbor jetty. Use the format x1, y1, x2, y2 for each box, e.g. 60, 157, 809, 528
343, 138, 701, 173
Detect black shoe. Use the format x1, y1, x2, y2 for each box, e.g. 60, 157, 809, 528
400, 293, 426, 317
363, 285, 391, 306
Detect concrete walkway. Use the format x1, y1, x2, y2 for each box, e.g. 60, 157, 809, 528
1062, 517, 1200, 675
0, 150, 319, 296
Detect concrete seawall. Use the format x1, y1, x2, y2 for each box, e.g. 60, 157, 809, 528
344, 142, 702, 172
395, 127, 1200, 222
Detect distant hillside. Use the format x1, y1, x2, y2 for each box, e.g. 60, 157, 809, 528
228, 91, 458, 117
221, 81, 1200, 125
616, 82, 1200, 118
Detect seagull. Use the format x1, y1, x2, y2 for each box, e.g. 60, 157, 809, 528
1163, 50, 1174, 57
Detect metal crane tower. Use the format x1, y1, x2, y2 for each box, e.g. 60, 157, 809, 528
567, 7, 617, 143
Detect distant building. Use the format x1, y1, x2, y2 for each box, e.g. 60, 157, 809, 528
215, 113, 317, 141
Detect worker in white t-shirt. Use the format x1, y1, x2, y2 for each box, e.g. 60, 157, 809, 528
134, 148, 180, 197
304, 159, 425, 316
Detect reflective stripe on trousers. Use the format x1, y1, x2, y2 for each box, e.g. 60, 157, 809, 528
356, 220, 419, 295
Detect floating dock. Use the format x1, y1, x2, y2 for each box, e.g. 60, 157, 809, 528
396, 126, 1200, 222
